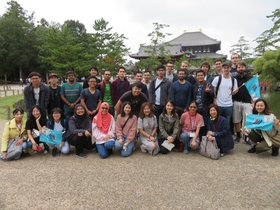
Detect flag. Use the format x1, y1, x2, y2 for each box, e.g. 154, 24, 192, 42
245, 114, 274, 131
245, 76, 260, 101
39, 129, 63, 145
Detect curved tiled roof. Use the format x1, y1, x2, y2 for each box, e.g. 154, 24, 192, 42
129, 44, 185, 58
168, 31, 221, 46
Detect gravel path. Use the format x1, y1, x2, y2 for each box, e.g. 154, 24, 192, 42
0, 118, 280, 210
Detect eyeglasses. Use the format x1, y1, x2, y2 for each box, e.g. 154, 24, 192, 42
102, 107, 109, 110
167, 66, 173, 67
189, 106, 197, 109
88, 81, 96, 83
31, 77, 40, 80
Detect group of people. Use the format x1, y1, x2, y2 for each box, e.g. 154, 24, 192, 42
1, 54, 280, 160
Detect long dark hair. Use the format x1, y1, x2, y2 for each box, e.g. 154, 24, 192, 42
50, 107, 64, 121
162, 100, 176, 116
29, 105, 43, 121
252, 99, 271, 115
120, 101, 133, 118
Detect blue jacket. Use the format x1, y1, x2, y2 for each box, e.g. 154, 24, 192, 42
207, 116, 234, 153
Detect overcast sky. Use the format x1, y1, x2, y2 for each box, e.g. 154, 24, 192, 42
0, 0, 279, 62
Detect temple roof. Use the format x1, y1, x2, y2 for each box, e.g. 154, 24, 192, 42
191, 52, 227, 60
129, 44, 185, 58
168, 31, 221, 47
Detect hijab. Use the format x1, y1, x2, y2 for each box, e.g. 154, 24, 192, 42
93, 102, 112, 134
73, 104, 89, 129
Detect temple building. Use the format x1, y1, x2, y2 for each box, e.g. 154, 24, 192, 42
129, 31, 227, 63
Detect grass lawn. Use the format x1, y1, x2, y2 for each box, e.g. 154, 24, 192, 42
0, 94, 24, 120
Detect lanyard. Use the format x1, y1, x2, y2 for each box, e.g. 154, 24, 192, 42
189, 115, 196, 131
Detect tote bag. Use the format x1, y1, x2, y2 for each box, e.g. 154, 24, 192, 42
199, 136, 220, 160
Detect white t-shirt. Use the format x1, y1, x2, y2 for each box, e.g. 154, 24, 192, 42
34, 88, 40, 105
155, 78, 162, 105
212, 76, 237, 107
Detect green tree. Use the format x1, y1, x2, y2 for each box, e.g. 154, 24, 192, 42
87, 18, 129, 75
254, 8, 280, 56
135, 23, 172, 71
253, 47, 280, 82
0, 1, 36, 82
229, 36, 252, 60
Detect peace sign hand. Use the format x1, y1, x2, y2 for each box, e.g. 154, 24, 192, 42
205, 84, 211, 92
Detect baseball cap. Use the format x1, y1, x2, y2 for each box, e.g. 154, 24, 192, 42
48, 73, 58, 79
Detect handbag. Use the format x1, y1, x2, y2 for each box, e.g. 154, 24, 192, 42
32, 129, 40, 138
199, 136, 220, 160
6, 137, 22, 160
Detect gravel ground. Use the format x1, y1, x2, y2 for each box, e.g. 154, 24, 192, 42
0, 119, 280, 210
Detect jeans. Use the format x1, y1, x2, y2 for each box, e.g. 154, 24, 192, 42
96, 140, 115, 158
219, 106, 233, 125
115, 135, 135, 157
180, 132, 200, 151
22, 141, 32, 150
64, 111, 74, 121
46, 141, 70, 154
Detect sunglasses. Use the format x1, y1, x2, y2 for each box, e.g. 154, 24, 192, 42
102, 107, 109, 110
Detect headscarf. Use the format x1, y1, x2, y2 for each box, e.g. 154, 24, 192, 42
73, 104, 89, 129
93, 102, 112, 134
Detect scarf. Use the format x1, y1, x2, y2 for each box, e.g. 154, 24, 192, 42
73, 104, 89, 129
93, 102, 112, 134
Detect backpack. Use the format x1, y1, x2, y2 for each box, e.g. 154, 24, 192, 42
215, 75, 234, 97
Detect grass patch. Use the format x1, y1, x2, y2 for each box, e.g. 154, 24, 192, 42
0, 94, 24, 120
265, 91, 280, 118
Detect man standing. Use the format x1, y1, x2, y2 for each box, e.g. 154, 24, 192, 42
115, 82, 148, 117
83, 66, 101, 89
24, 72, 49, 117
60, 71, 82, 120
232, 61, 252, 145
212, 62, 238, 124
129, 71, 148, 98
97, 70, 114, 115
170, 69, 192, 118
230, 53, 240, 77
180, 60, 196, 85
193, 70, 214, 136
112, 66, 130, 106
143, 70, 151, 91
47, 73, 64, 119
200, 61, 213, 84
80, 76, 102, 120
211, 58, 223, 78
149, 65, 171, 121
165, 61, 178, 83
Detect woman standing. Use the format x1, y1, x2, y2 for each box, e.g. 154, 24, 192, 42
178, 101, 204, 154
65, 104, 95, 158
92, 102, 115, 158
247, 99, 280, 156
158, 101, 179, 154
206, 104, 234, 157
138, 102, 160, 156
26, 105, 49, 153
115, 102, 137, 157
46, 107, 70, 157
1, 109, 30, 160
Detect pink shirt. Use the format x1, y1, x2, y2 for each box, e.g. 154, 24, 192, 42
180, 112, 204, 133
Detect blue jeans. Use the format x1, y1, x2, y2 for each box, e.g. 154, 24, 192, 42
46, 141, 70, 154
96, 140, 115, 159
115, 135, 135, 157
22, 141, 32, 150
64, 111, 74, 121
180, 132, 200, 151
219, 106, 233, 125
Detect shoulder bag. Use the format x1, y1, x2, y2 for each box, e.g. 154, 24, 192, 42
199, 136, 220, 160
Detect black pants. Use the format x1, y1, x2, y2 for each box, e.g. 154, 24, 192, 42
158, 138, 170, 154
34, 137, 49, 151
67, 134, 95, 154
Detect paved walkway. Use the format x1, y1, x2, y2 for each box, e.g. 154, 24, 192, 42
0, 119, 280, 210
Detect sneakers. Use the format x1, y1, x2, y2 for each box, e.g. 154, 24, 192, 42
271, 146, 279, 156
248, 145, 256, 153
44, 150, 48, 154
183, 149, 188, 154
244, 138, 252, 146
140, 145, 147, 153
52, 148, 57, 157
234, 137, 240, 144
76, 153, 87, 158
220, 153, 225, 157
